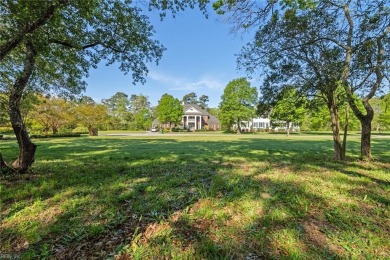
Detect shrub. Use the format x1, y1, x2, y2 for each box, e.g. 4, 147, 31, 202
30, 133, 81, 139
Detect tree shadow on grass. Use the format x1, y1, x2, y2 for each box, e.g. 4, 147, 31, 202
168, 175, 342, 259
1, 136, 389, 258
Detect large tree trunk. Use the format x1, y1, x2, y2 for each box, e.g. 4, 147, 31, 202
88, 127, 98, 136
342, 104, 349, 159
52, 126, 58, 135
8, 41, 37, 173
0, 153, 7, 170
329, 104, 344, 161
341, 35, 384, 160
286, 121, 291, 137
360, 114, 373, 160
347, 96, 374, 160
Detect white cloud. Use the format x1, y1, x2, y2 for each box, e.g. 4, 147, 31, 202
148, 71, 226, 91
148, 71, 184, 87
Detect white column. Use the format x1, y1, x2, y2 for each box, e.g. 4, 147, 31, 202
199, 115, 202, 129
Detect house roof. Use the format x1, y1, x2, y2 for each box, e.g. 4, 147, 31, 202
208, 115, 220, 125
183, 104, 210, 115
152, 104, 220, 125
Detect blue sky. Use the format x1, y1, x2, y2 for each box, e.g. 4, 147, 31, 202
84, 6, 255, 108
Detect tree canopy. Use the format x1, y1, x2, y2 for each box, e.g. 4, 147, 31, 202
215, 0, 390, 160
157, 94, 183, 130
219, 78, 258, 133
0, 0, 208, 172
75, 103, 109, 136
182, 92, 198, 104
269, 86, 306, 136
198, 95, 209, 109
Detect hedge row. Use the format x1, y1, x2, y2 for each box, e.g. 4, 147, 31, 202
30, 133, 82, 139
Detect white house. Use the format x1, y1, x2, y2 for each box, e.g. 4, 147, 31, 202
182, 104, 220, 130
239, 114, 271, 131
152, 104, 221, 130
238, 114, 300, 132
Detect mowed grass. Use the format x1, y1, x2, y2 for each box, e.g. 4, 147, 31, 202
0, 133, 389, 259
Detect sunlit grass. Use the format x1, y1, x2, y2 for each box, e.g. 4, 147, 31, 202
0, 133, 389, 258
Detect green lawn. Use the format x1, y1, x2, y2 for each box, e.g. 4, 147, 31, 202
1, 133, 389, 259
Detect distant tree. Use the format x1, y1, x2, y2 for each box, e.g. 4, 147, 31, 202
371, 98, 383, 132
103, 92, 129, 111
208, 107, 221, 119
20, 91, 40, 125
131, 108, 153, 131
32, 96, 74, 134
102, 92, 132, 130
198, 95, 209, 109
270, 87, 306, 136
75, 103, 109, 136
219, 78, 258, 133
129, 94, 151, 114
157, 94, 183, 131
182, 92, 198, 104
78, 96, 96, 105
129, 94, 152, 130
0, 91, 40, 127
306, 102, 331, 131
378, 93, 390, 130
0, 92, 8, 126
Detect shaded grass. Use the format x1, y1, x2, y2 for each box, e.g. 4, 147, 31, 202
0, 134, 389, 259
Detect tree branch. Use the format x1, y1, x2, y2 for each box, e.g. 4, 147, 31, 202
363, 37, 385, 102
48, 39, 100, 50
0, 0, 70, 61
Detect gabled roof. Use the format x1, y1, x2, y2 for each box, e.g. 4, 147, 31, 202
183, 104, 209, 116
208, 115, 220, 125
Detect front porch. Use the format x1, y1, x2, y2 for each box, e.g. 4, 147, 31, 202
182, 115, 204, 130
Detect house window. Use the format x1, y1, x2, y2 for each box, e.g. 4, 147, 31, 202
188, 116, 195, 120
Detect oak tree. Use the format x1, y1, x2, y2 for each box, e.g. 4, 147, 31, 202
269, 87, 306, 136
74, 103, 109, 136
0, 0, 208, 172
156, 94, 183, 131
215, 0, 390, 160
182, 92, 198, 104
219, 78, 258, 133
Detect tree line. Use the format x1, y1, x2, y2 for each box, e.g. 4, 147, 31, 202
218, 78, 390, 135
0, 91, 213, 135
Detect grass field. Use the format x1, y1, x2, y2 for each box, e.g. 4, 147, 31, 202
1, 133, 389, 259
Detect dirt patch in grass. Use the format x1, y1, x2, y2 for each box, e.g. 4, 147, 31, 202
302, 219, 344, 257
53, 216, 149, 259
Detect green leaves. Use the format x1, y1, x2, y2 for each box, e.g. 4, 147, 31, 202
219, 78, 258, 130
1, 0, 166, 96
157, 94, 183, 127
270, 86, 306, 127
